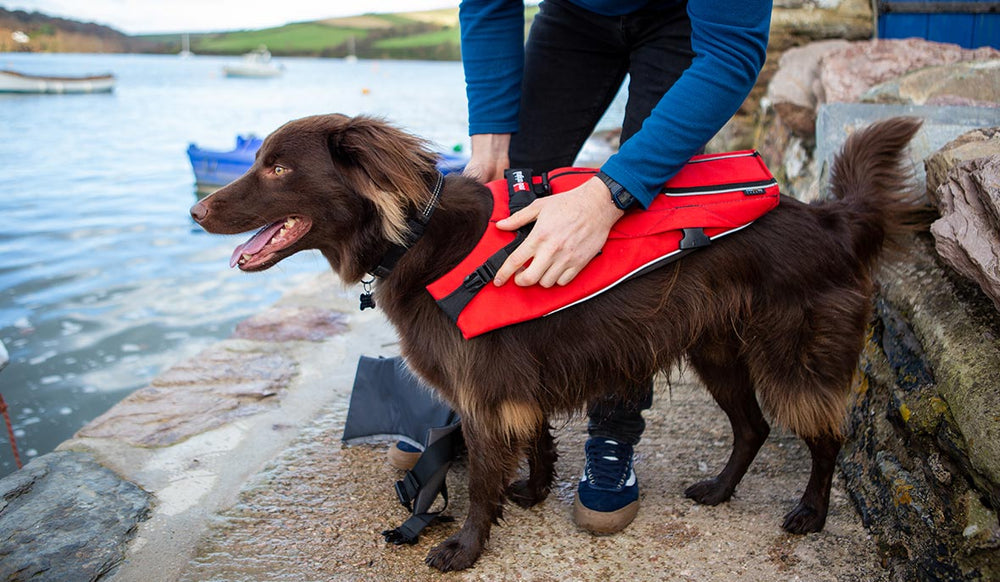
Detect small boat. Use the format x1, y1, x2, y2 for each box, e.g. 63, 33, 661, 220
188, 135, 469, 195
0, 70, 115, 94
223, 46, 283, 78
344, 36, 358, 64
187, 135, 264, 195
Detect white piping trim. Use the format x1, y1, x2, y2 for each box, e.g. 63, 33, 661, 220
686, 151, 758, 163
662, 180, 777, 197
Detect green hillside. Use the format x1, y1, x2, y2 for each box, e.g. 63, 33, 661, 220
140, 6, 538, 60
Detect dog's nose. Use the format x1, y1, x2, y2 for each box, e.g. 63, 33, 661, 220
190, 201, 208, 223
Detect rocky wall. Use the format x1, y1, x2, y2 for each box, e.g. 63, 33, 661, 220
842, 236, 1000, 581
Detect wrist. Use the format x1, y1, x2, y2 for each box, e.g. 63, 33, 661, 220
596, 170, 637, 210
470, 133, 511, 159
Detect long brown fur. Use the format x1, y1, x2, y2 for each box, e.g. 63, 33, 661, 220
191, 114, 927, 572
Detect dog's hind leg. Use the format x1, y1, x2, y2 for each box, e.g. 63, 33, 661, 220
506, 419, 557, 508
685, 348, 770, 506
782, 433, 842, 533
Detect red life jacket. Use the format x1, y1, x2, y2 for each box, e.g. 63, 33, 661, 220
426, 150, 780, 339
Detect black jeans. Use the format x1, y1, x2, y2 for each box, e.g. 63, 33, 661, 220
509, 0, 694, 445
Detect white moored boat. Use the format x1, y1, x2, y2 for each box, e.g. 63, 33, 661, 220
0, 70, 115, 94
223, 46, 284, 78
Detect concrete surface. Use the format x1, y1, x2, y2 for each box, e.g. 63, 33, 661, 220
47, 272, 890, 581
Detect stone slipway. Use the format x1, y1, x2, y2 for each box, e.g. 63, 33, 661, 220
1, 272, 889, 581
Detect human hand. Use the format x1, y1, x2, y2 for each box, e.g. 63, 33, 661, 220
493, 176, 625, 287
463, 133, 511, 183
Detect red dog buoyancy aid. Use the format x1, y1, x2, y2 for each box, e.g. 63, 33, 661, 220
426, 150, 780, 339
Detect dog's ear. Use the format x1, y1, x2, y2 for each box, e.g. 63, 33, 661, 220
327, 116, 438, 246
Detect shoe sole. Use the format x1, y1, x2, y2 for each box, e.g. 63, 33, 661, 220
572, 496, 639, 535
387, 445, 421, 471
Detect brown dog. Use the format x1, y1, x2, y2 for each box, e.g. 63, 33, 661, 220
191, 114, 925, 571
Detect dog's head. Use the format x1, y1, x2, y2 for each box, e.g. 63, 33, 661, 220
190, 114, 441, 282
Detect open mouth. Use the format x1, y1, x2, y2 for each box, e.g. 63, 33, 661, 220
230, 216, 313, 270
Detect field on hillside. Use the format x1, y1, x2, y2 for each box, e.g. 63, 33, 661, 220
139, 6, 537, 60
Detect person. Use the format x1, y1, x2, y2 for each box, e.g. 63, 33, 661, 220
457, 0, 772, 534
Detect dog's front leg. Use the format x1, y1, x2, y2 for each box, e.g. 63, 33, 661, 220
425, 416, 521, 572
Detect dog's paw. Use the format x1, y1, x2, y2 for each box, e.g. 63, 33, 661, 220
781, 501, 827, 534
684, 477, 733, 506
425, 535, 482, 572
506, 479, 549, 508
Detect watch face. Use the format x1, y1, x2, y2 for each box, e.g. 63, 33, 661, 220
613, 188, 635, 209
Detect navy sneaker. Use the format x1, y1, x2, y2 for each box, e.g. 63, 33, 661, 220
573, 437, 639, 534
387, 440, 422, 471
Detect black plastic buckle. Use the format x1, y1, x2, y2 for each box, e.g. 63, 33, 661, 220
679, 227, 711, 250
462, 262, 498, 293
533, 171, 550, 197
394, 471, 420, 511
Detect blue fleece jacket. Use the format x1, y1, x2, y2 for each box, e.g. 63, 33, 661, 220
458, 0, 772, 208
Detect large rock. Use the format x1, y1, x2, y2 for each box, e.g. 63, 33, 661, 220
862, 60, 1000, 108
819, 39, 1000, 105
0, 451, 151, 581
769, 0, 872, 48
766, 39, 850, 136
930, 155, 1000, 313
842, 236, 1000, 581
76, 342, 296, 447
926, 126, 1000, 195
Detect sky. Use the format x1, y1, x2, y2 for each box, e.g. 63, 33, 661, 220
3, 0, 463, 35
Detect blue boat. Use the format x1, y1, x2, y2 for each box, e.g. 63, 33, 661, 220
188, 135, 469, 195
187, 136, 264, 195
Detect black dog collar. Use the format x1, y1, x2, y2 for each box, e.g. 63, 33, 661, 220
360, 171, 445, 310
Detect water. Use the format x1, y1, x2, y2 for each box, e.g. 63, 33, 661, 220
0, 52, 473, 477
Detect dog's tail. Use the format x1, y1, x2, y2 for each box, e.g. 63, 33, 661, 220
828, 116, 932, 268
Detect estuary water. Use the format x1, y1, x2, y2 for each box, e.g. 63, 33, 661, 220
0, 52, 472, 477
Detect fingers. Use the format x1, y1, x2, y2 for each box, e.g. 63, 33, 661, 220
492, 232, 538, 287
491, 178, 622, 288
496, 205, 538, 231
493, 204, 542, 286
492, 206, 586, 288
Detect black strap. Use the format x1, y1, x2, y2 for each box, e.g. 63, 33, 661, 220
382, 420, 462, 545
435, 229, 530, 322
370, 216, 427, 279
504, 168, 550, 214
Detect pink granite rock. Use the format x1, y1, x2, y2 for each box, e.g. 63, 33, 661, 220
862, 60, 1000, 108
767, 39, 850, 136
819, 39, 1000, 105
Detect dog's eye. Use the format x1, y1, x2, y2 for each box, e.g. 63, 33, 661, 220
273, 165, 288, 175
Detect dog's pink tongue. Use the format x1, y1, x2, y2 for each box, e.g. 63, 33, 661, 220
230, 221, 284, 268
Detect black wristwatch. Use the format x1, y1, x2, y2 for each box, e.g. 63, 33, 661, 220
596, 170, 637, 210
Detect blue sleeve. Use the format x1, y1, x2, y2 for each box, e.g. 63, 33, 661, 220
601, 0, 771, 208
459, 0, 525, 135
